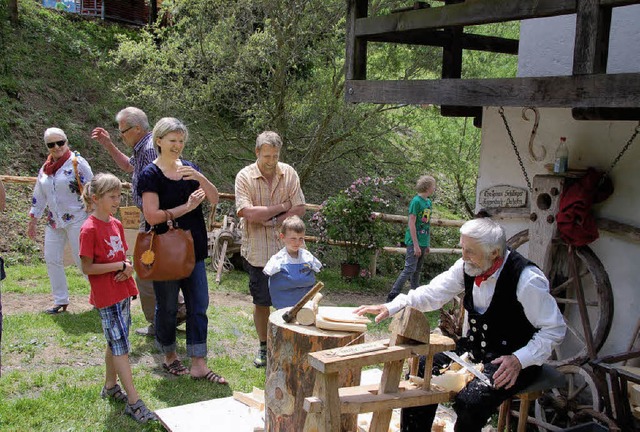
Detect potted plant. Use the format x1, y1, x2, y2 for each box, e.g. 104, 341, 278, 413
311, 177, 393, 278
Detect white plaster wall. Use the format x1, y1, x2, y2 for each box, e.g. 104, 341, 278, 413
478, 106, 640, 357
477, 5, 640, 359
518, 5, 640, 77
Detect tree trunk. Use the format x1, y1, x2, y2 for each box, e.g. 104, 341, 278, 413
9, 0, 18, 25
265, 309, 362, 431
149, 0, 158, 25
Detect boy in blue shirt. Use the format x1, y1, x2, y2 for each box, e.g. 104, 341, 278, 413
386, 175, 436, 302
263, 216, 322, 310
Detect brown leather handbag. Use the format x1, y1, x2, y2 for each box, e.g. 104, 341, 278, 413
134, 210, 195, 281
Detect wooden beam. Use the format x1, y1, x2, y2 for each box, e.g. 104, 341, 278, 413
572, 108, 640, 120
573, 0, 611, 75
390, 1, 431, 14
345, 73, 640, 108
354, 0, 639, 37
346, 0, 368, 80
441, 105, 483, 118
440, 2, 472, 120
569, 0, 615, 119
600, 0, 640, 5
365, 31, 519, 54
355, 0, 575, 37
441, 16, 462, 79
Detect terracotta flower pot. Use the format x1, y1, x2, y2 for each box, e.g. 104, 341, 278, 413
340, 263, 361, 279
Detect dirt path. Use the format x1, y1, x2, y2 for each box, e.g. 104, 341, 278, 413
1, 290, 385, 315
1, 289, 386, 376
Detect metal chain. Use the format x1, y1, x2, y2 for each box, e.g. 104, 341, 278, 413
606, 121, 640, 176
498, 107, 532, 192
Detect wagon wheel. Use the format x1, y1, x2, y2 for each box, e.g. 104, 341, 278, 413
533, 365, 604, 431
507, 230, 614, 366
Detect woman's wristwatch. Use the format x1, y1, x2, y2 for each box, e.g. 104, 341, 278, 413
121, 261, 126, 272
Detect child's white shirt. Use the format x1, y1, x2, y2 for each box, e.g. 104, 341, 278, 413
263, 247, 322, 276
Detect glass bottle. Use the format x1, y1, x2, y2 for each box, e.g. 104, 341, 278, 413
553, 137, 568, 174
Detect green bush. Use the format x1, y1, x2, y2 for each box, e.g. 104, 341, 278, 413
311, 177, 394, 267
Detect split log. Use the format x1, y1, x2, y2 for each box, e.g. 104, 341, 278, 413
315, 316, 368, 333
318, 307, 372, 325
296, 293, 323, 326
266, 309, 362, 432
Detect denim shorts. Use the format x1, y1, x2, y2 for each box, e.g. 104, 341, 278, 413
98, 297, 132, 356
242, 257, 271, 306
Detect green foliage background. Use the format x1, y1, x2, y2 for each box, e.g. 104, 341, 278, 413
0, 0, 519, 271
0, 5, 519, 430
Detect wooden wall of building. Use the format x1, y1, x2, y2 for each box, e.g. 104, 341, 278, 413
77, 0, 158, 26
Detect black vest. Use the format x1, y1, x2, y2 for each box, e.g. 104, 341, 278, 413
462, 250, 538, 362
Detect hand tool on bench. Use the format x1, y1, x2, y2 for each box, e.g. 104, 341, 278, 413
282, 281, 324, 323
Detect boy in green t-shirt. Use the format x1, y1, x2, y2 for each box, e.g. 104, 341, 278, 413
386, 175, 436, 302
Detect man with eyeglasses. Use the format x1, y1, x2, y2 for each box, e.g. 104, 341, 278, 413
92, 107, 186, 337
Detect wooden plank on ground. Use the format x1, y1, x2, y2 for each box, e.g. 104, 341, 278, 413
155, 396, 264, 432
233, 387, 265, 411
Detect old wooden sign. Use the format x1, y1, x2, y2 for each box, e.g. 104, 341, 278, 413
478, 185, 527, 208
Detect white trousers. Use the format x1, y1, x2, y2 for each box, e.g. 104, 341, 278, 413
44, 218, 85, 306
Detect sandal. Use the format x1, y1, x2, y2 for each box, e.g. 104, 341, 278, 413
162, 359, 189, 376
124, 399, 158, 424
192, 370, 228, 385
100, 383, 128, 403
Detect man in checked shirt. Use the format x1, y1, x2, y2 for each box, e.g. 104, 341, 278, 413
235, 131, 306, 367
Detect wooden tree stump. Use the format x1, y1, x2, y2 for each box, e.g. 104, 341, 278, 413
266, 309, 363, 432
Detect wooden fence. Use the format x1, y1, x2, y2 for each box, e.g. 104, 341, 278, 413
1, 175, 465, 263
5, 173, 638, 260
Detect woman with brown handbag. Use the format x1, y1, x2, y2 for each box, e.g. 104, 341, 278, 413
137, 117, 227, 385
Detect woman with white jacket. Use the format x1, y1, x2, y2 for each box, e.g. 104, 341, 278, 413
28, 127, 93, 314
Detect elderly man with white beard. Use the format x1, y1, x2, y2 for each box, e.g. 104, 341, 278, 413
355, 217, 566, 432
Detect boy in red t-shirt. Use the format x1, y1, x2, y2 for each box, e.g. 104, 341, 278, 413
79, 173, 156, 424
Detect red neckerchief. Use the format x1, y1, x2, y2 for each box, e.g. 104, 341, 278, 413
42, 149, 71, 176
474, 257, 505, 286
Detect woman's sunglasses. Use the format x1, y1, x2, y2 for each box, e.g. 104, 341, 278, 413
46, 140, 66, 149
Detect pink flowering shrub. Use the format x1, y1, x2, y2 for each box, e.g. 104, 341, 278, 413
310, 177, 393, 266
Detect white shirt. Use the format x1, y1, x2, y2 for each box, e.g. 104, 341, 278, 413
386, 251, 566, 369
29, 154, 93, 229
263, 247, 322, 276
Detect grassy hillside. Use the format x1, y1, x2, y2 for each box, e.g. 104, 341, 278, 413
0, 3, 464, 276
0, 2, 137, 176
0, 3, 141, 262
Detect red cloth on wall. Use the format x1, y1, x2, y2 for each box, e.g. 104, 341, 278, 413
556, 168, 613, 247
